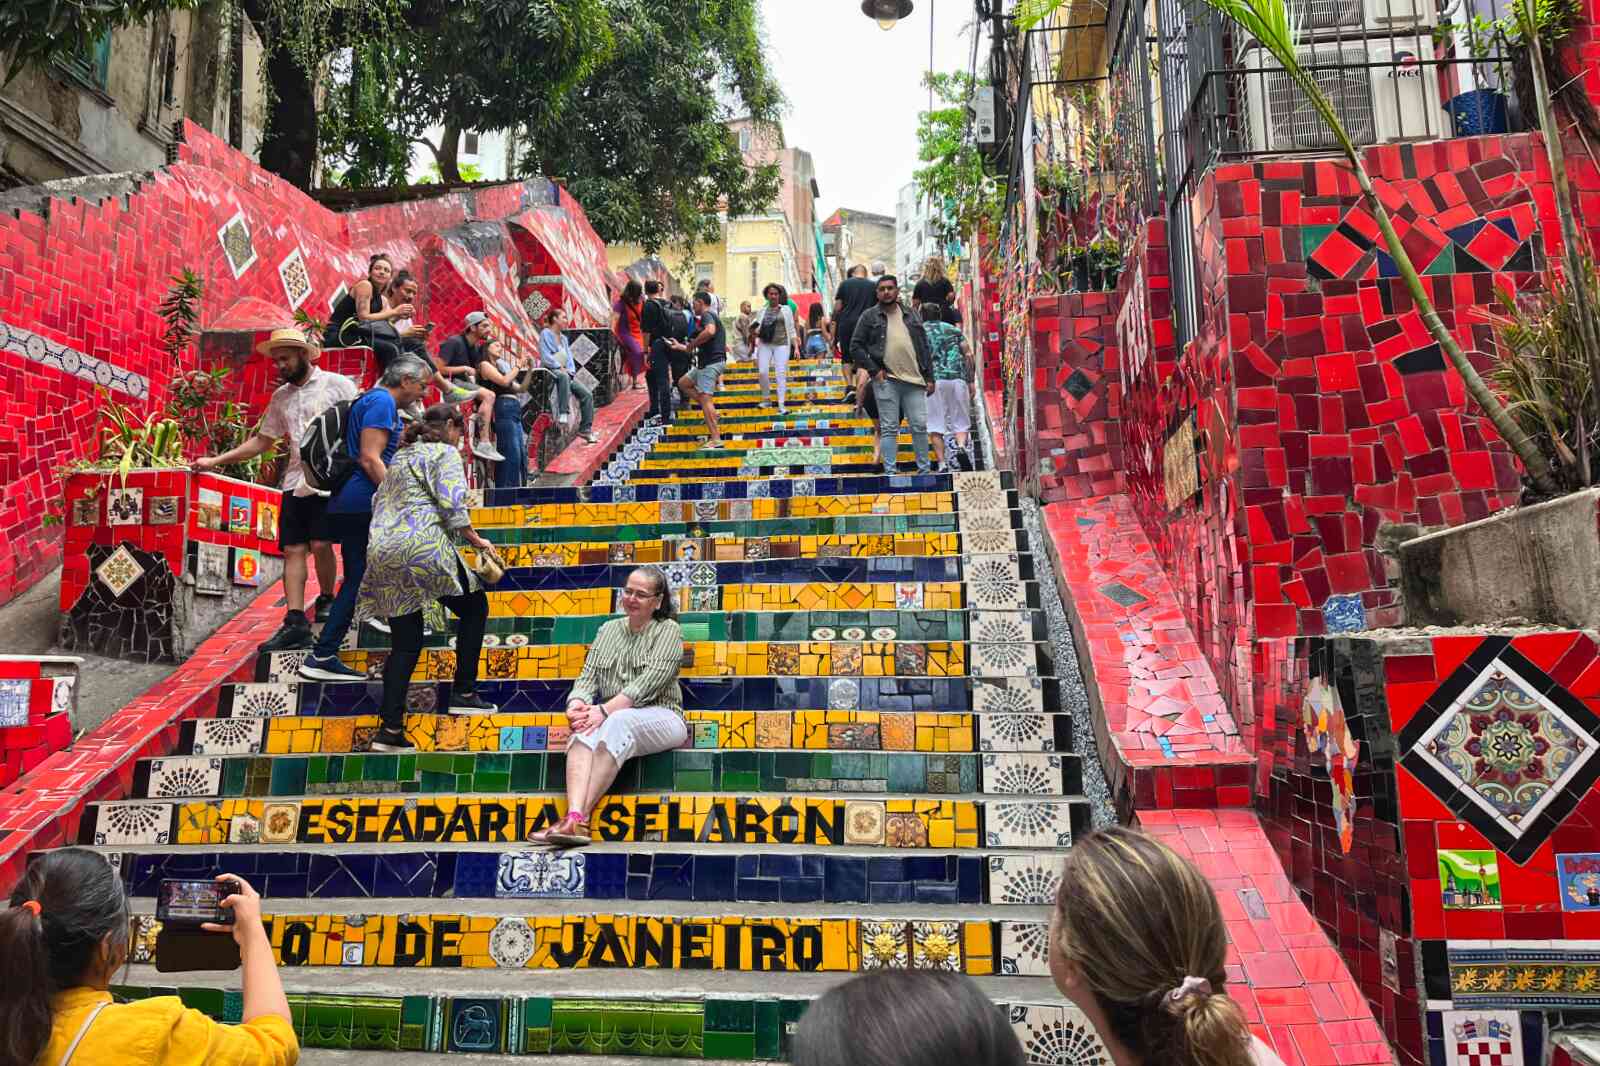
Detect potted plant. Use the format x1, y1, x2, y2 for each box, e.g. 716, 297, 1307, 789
1064, 243, 1090, 292
1090, 239, 1123, 291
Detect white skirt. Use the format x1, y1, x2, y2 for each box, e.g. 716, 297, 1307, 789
566, 705, 688, 765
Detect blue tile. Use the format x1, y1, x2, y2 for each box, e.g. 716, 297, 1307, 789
868, 881, 912, 903
905, 856, 952, 881
629, 853, 653, 874
823, 858, 867, 903
780, 877, 824, 903
956, 858, 982, 904
693, 855, 737, 900
757, 854, 802, 878
867, 858, 906, 882
263, 873, 309, 898
452, 853, 499, 898
737, 877, 782, 903
585, 854, 628, 899
913, 883, 960, 904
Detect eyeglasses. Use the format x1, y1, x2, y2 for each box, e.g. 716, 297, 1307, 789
620, 586, 660, 600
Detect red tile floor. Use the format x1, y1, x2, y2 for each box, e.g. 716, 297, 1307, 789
1138, 810, 1392, 1066
541, 386, 649, 482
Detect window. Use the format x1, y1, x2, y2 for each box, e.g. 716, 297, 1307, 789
695, 261, 714, 289
463, 131, 480, 157
750, 257, 758, 293
739, 128, 753, 152
59, 31, 111, 91
161, 34, 178, 107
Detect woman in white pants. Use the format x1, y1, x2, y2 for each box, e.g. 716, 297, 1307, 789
754, 282, 799, 413
535, 565, 687, 847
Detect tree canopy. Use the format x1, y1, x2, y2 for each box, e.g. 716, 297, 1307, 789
914, 71, 1004, 244
0, 0, 198, 84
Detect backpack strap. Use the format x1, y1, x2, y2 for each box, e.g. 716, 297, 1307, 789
56, 999, 112, 1066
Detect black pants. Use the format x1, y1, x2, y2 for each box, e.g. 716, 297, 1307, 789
378, 574, 489, 732
646, 344, 675, 422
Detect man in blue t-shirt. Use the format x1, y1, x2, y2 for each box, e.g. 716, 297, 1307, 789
298, 356, 433, 681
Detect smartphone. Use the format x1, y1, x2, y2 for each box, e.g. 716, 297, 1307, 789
424, 322, 438, 333
156, 878, 239, 928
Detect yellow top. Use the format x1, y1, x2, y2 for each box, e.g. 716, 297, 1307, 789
40, 987, 298, 1066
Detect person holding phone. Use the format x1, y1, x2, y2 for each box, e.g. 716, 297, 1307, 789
0, 848, 297, 1066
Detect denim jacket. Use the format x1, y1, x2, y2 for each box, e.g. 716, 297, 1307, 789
849, 301, 934, 383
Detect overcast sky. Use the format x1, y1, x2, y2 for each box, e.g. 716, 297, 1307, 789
758, 0, 980, 220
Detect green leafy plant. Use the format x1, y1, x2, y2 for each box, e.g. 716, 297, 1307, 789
1198, 0, 1560, 495
1485, 260, 1600, 489
70, 389, 188, 484
292, 308, 327, 338
914, 71, 1007, 250
158, 269, 205, 370
166, 368, 278, 482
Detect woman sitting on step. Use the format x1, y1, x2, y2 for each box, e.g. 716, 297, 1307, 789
0, 849, 297, 1066
359, 403, 499, 754
535, 565, 686, 847
1049, 826, 1287, 1066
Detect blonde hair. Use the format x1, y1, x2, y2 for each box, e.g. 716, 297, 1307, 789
923, 257, 947, 283
1054, 827, 1253, 1066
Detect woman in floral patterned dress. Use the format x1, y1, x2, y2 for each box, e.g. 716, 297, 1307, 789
358, 404, 498, 753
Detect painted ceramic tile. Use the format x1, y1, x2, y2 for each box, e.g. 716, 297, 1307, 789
229, 682, 297, 718
1557, 853, 1600, 910
233, 548, 261, 587
94, 803, 171, 845
967, 555, 1026, 610
217, 210, 257, 277
0, 679, 30, 727
989, 855, 1064, 905
255, 501, 279, 541
191, 717, 266, 755
1439, 849, 1502, 910
106, 487, 143, 525
1441, 1010, 1523, 1066
1379, 927, 1400, 992
195, 488, 224, 531
194, 542, 229, 595
999, 921, 1052, 976
860, 920, 909, 969
974, 678, 1046, 717
146, 756, 223, 798
260, 803, 299, 843
496, 851, 585, 898
1008, 1002, 1112, 1066
986, 801, 1073, 847
71, 495, 100, 526
982, 754, 1064, 796
229, 496, 253, 535
96, 544, 145, 598
148, 495, 180, 525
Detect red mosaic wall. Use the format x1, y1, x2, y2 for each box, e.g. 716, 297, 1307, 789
1027, 291, 1124, 503
0, 121, 616, 608
1117, 134, 1560, 734
1252, 630, 1600, 1064
0, 658, 77, 790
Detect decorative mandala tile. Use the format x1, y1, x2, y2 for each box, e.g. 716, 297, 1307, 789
261, 651, 306, 682
986, 800, 1074, 847
231, 683, 297, 718
569, 334, 598, 367
106, 487, 143, 525
216, 210, 257, 278
966, 528, 1016, 553
811, 626, 837, 640
0, 679, 29, 727
1009, 1003, 1112, 1066
911, 921, 963, 971
574, 367, 599, 392
842, 627, 868, 641
968, 555, 1026, 610
95, 803, 171, 846
95, 543, 145, 599
260, 802, 299, 844
974, 612, 1032, 645
982, 754, 1064, 796
844, 800, 885, 844
688, 562, 718, 586
51, 675, 74, 717
980, 713, 1053, 752
147, 757, 222, 798
954, 470, 1007, 511
999, 921, 1053, 975
989, 855, 1064, 904
1397, 642, 1600, 862
277, 248, 312, 309
523, 290, 552, 324
959, 509, 1010, 532
191, 717, 265, 755
828, 679, 860, 710
974, 678, 1046, 716
974, 642, 1035, 677
489, 917, 537, 968
859, 920, 909, 969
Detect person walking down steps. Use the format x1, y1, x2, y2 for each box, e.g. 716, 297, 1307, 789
754, 283, 799, 414
850, 274, 935, 475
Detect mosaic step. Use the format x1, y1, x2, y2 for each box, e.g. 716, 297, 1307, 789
105, 971, 1074, 1060
446, 554, 1039, 591
108, 846, 1066, 905
227, 675, 1065, 716
479, 532, 970, 569
468, 489, 1010, 531
481, 470, 1014, 507
128, 749, 1083, 800
182, 704, 1074, 756
345, 608, 1049, 652
78, 794, 1089, 849
478, 512, 1021, 547
119, 906, 1057, 977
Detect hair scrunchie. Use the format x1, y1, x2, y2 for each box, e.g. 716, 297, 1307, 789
1167, 975, 1212, 1003
20, 900, 42, 916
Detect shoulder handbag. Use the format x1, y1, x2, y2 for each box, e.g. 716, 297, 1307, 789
468, 542, 508, 586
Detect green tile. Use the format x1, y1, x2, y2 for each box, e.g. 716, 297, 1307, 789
396, 753, 416, 780
887, 753, 928, 792
754, 1000, 784, 1059
305, 757, 327, 786
638, 753, 675, 790
452, 754, 476, 774
341, 755, 364, 783
522, 997, 552, 1028
510, 752, 545, 790
419, 770, 456, 791
178, 985, 224, 1016
418, 753, 456, 773
676, 769, 714, 791
704, 998, 754, 1032
677, 750, 714, 771
721, 770, 760, 791
472, 771, 510, 792
1301, 223, 1336, 258
269, 758, 308, 796
478, 753, 510, 773
1423, 243, 1456, 275
221, 758, 248, 796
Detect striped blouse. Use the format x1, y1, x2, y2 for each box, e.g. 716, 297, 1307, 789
569, 617, 684, 715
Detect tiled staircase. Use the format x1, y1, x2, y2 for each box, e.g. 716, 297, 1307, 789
81, 356, 1097, 1060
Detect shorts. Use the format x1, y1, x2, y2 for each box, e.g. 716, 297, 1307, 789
279, 491, 330, 548
927, 379, 972, 435
691, 360, 726, 394
670, 352, 694, 381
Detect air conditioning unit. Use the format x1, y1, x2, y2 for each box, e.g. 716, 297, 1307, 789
1270, 0, 1435, 32
1240, 37, 1449, 153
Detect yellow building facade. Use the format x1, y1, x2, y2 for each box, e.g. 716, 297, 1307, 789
608, 213, 804, 313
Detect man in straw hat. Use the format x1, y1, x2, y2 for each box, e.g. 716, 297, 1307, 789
195, 326, 359, 652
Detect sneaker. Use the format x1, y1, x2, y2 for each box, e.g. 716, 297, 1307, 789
445, 384, 475, 404
449, 691, 499, 715
700, 438, 725, 449
312, 594, 335, 623
580, 431, 599, 444
258, 619, 312, 653
472, 439, 505, 462
297, 652, 364, 682
369, 728, 415, 753
366, 617, 391, 635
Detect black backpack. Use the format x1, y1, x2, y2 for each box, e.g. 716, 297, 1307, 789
658, 299, 690, 343
299, 399, 357, 492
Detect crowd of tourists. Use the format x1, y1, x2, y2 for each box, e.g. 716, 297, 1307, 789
1, 823, 1287, 1066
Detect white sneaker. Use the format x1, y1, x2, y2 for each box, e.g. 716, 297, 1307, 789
366, 617, 390, 635
473, 439, 505, 462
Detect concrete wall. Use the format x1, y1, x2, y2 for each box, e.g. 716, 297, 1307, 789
1400, 488, 1600, 629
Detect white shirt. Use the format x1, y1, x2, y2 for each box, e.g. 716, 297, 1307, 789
259, 365, 360, 496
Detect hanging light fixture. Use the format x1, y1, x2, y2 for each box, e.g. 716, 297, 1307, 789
860, 0, 914, 30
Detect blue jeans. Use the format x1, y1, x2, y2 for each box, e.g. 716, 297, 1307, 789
875, 378, 931, 475
493, 395, 527, 490
552, 371, 595, 433
312, 510, 371, 658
